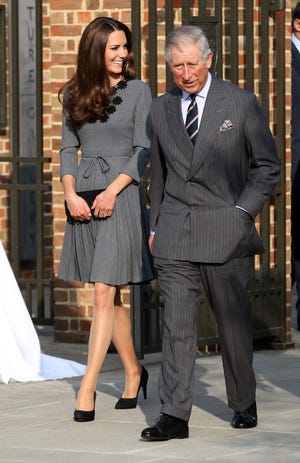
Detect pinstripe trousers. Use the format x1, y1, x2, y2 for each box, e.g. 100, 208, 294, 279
155, 255, 256, 422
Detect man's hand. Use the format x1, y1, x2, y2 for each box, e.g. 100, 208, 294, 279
148, 234, 155, 253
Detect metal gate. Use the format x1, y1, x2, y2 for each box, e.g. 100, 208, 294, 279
131, 0, 287, 358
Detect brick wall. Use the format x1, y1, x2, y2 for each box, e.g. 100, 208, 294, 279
0, 0, 294, 343
49, 0, 295, 343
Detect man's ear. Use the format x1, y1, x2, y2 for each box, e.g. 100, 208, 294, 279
206, 51, 213, 70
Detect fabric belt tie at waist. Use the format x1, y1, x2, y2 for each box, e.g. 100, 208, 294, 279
83, 156, 110, 178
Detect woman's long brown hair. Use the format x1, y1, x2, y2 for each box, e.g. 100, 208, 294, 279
58, 17, 136, 128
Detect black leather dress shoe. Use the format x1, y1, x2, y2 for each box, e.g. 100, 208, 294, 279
141, 414, 189, 441
231, 401, 257, 429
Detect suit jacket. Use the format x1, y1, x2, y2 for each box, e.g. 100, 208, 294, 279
149, 76, 280, 264
292, 42, 300, 136
292, 42, 300, 184
291, 43, 300, 258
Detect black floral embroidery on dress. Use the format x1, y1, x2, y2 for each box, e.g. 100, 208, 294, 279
97, 80, 128, 123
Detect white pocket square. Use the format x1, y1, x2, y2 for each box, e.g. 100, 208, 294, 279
219, 120, 234, 132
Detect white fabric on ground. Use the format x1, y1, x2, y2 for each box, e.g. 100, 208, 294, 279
0, 241, 86, 383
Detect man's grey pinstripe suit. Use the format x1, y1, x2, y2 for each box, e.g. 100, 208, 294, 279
149, 75, 280, 422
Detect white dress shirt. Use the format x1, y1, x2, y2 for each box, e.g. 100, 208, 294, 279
181, 72, 212, 128
292, 33, 300, 53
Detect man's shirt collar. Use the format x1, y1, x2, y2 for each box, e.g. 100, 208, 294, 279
292, 33, 300, 53
181, 72, 212, 101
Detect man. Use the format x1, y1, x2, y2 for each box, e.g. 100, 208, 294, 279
141, 25, 280, 441
291, 2, 300, 331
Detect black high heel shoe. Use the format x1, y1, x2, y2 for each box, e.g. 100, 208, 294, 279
74, 391, 96, 422
115, 365, 149, 409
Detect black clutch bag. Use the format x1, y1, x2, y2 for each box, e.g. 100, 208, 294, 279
64, 189, 104, 218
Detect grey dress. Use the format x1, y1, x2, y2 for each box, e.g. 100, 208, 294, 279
58, 79, 154, 285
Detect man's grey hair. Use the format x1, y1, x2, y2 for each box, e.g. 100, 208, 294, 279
165, 25, 211, 64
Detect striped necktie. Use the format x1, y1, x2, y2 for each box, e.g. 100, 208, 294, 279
185, 93, 198, 145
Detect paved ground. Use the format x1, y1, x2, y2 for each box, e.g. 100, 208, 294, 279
0, 307, 299, 463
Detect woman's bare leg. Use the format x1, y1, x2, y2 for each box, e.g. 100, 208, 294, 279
112, 288, 142, 398
76, 282, 116, 411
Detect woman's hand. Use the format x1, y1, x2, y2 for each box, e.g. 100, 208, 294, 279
65, 192, 92, 221
91, 188, 117, 218
91, 173, 133, 219
62, 175, 92, 221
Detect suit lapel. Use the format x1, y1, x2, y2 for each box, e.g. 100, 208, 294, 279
164, 88, 194, 158
187, 77, 227, 180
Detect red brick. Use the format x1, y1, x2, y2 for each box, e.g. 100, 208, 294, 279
51, 0, 82, 10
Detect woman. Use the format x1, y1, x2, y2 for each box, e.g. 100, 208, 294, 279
58, 17, 153, 422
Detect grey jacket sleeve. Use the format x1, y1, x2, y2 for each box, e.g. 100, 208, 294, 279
59, 108, 80, 180
235, 94, 280, 219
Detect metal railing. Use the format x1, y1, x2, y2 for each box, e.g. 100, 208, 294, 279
0, 0, 53, 323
